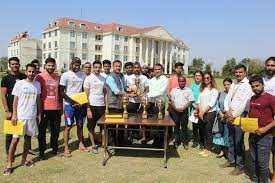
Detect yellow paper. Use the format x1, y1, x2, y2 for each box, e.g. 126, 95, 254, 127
233, 117, 241, 126
105, 114, 123, 118
70, 92, 88, 105
105, 118, 125, 123
240, 118, 259, 133
3, 120, 24, 135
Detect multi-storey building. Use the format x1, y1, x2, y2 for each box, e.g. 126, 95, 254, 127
42, 17, 189, 74
8, 32, 42, 68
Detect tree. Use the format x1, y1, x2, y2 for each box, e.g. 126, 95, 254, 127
204, 64, 212, 73
0, 56, 8, 72
222, 58, 237, 78
188, 57, 205, 75
240, 58, 264, 76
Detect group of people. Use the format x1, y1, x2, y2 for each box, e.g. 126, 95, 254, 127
1, 56, 274, 182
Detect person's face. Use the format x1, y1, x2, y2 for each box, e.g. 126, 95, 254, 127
235, 68, 246, 82
33, 63, 40, 72
142, 67, 149, 74
45, 62, 56, 74
194, 73, 202, 83
203, 74, 211, 85
133, 65, 141, 75
178, 77, 186, 89
154, 65, 163, 77
125, 65, 133, 75
71, 62, 81, 72
25, 66, 36, 81
265, 60, 275, 77
251, 81, 264, 95
93, 63, 102, 75
223, 81, 231, 92
83, 64, 92, 75
9, 60, 20, 73
113, 62, 122, 73
175, 66, 183, 75
103, 64, 111, 74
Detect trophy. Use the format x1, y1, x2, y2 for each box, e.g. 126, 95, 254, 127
123, 95, 129, 119
105, 90, 109, 114
141, 95, 148, 119
134, 77, 141, 96
156, 98, 164, 120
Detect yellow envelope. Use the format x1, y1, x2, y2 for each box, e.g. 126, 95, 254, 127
70, 92, 88, 105
233, 117, 241, 126
105, 118, 125, 123
240, 118, 259, 133
3, 120, 24, 136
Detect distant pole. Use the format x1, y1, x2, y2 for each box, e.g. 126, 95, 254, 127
80, 8, 83, 18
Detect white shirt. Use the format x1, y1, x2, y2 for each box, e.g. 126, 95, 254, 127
170, 87, 194, 109
127, 74, 149, 103
124, 74, 134, 87
148, 75, 168, 101
263, 76, 275, 96
12, 80, 41, 120
84, 73, 105, 106
199, 87, 219, 112
224, 77, 253, 117
100, 72, 109, 79
60, 71, 86, 104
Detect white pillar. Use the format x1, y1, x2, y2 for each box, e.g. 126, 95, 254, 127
129, 37, 134, 61
169, 44, 173, 74
145, 38, 149, 65
184, 49, 189, 75
164, 42, 168, 74
159, 41, 163, 65
139, 37, 143, 63
150, 40, 154, 67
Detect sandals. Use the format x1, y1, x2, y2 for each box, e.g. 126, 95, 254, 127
22, 161, 35, 168
79, 147, 90, 152
63, 151, 72, 158
3, 167, 12, 176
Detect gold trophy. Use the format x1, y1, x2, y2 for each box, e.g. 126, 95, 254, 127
123, 95, 129, 119
141, 95, 148, 119
156, 98, 163, 120
134, 77, 141, 96
105, 90, 109, 114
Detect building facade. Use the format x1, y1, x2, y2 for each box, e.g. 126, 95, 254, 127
42, 18, 189, 74
8, 32, 42, 68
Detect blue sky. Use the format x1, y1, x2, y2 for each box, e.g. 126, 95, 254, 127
0, 0, 274, 70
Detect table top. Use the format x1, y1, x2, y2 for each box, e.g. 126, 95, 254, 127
98, 115, 175, 127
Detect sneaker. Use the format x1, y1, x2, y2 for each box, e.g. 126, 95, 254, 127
229, 168, 244, 176
39, 153, 46, 160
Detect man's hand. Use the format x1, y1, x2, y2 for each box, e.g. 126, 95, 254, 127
5, 111, 12, 120
87, 108, 93, 119
37, 114, 42, 124
255, 127, 267, 135
11, 115, 17, 126
199, 110, 204, 120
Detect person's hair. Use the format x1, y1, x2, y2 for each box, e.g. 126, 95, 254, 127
154, 63, 164, 71
178, 75, 186, 81
265, 57, 275, 64
45, 57, 56, 64
234, 64, 247, 72
201, 71, 216, 91
174, 62, 184, 68
25, 63, 36, 70
113, 60, 122, 65
133, 61, 141, 67
31, 59, 40, 65
194, 70, 203, 76
71, 57, 81, 65
102, 59, 111, 65
124, 62, 133, 68
223, 78, 233, 84
249, 75, 264, 85
8, 57, 20, 64
93, 60, 102, 66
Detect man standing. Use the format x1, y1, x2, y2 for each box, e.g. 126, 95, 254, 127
84, 61, 106, 154
167, 62, 184, 94
60, 57, 88, 157
124, 62, 134, 87
169, 76, 194, 148
36, 58, 62, 159
1, 57, 25, 157
101, 59, 111, 78
31, 59, 41, 74
248, 75, 275, 183
4, 63, 41, 175
222, 64, 253, 175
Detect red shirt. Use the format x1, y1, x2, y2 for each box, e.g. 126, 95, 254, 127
35, 71, 61, 110
249, 92, 275, 128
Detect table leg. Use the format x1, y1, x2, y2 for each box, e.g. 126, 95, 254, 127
103, 125, 109, 166
164, 126, 168, 168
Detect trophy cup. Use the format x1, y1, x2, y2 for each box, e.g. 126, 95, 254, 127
105, 90, 109, 114
123, 95, 129, 119
134, 77, 141, 96
156, 98, 163, 120
141, 95, 148, 119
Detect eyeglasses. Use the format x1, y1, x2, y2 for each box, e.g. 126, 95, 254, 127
204, 77, 210, 80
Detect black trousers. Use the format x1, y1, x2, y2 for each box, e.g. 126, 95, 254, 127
38, 110, 61, 153
5, 134, 12, 154
87, 106, 105, 130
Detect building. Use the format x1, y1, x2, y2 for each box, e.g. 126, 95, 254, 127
8, 32, 42, 68
42, 17, 189, 74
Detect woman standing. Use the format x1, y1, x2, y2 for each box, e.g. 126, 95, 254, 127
197, 72, 219, 157
212, 78, 232, 158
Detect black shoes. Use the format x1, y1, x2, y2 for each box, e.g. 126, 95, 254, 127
219, 162, 235, 168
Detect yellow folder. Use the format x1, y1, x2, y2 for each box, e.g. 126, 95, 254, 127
3, 120, 24, 136
233, 117, 259, 133
70, 92, 88, 105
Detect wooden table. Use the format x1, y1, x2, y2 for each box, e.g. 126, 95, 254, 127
98, 115, 175, 168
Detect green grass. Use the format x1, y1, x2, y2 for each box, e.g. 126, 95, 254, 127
0, 78, 250, 183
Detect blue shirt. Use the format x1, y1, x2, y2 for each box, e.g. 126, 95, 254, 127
190, 82, 201, 104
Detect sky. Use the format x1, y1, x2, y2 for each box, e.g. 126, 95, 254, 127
0, 0, 274, 70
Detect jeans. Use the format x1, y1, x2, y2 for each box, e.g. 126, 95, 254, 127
249, 133, 273, 183
169, 108, 188, 144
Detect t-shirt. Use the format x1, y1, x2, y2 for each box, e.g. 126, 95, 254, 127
35, 71, 61, 110
60, 70, 85, 104
263, 76, 275, 96
1, 72, 26, 111
12, 80, 41, 120
170, 87, 194, 109
199, 87, 219, 112
100, 72, 109, 79
249, 92, 275, 128
83, 73, 105, 106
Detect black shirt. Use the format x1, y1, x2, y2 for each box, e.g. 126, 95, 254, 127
1, 72, 26, 111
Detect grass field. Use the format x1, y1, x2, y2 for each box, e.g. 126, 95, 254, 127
0, 78, 251, 183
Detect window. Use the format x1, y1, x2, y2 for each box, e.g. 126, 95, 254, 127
115, 45, 120, 51
135, 56, 139, 61
95, 54, 102, 61
43, 33, 46, 39
80, 23, 86, 29
115, 34, 120, 41
54, 30, 58, 36
82, 43, 87, 49
95, 45, 102, 51
43, 53, 46, 59
82, 32, 88, 39
115, 55, 120, 60
48, 53, 51, 58
69, 21, 75, 27
43, 43, 46, 49
54, 41, 58, 48
48, 42, 51, 49
70, 52, 75, 59
123, 56, 128, 62
95, 34, 102, 41
124, 36, 128, 42
82, 53, 87, 60
135, 37, 140, 43
54, 52, 57, 59
70, 41, 75, 49
124, 46, 128, 52
136, 47, 140, 53
70, 31, 75, 37
49, 31, 51, 37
